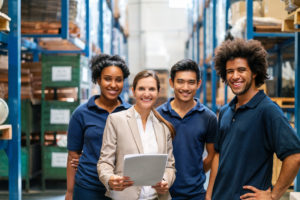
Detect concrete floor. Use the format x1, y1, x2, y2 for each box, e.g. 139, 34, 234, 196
0, 179, 66, 200
0, 179, 292, 200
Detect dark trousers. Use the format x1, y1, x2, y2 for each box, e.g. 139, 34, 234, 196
73, 183, 111, 200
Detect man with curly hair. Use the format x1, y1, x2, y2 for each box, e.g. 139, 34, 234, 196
205, 39, 300, 200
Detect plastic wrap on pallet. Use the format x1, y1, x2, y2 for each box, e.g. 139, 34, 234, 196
205, 2, 213, 61
216, 0, 226, 46
2, 0, 86, 40
228, 0, 263, 26
75, 0, 86, 42
103, 1, 112, 54
3, 0, 78, 22
118, 0, 129, 36
90, 0, 100, 49
230, 16, 283, 39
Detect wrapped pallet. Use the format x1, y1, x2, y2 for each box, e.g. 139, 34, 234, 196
229, 0, 263, 26
263, 0, 288, 20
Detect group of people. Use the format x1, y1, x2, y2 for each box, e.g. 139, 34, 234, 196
65, 38, 300, 200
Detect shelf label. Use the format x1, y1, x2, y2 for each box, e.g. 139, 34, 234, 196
50, 109, 70, 124
52, 66, 72, 81
51, 152, 68, 168
82, 67, 88, 82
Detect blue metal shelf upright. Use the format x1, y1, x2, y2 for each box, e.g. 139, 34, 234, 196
198, 0, 218, 112
0, 0, 22, 199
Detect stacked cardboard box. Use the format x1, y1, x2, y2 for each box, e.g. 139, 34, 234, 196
230, 0, 288, 27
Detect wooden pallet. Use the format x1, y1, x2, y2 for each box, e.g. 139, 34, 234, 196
282, 7, 300, 32
21, 21, 80, 36
0, 125, 12, 140
38, 38, 82, 51
254, 25, 282, 32
271, 97, 294, 108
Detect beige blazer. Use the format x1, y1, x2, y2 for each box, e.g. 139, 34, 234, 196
97, 107, 175, 200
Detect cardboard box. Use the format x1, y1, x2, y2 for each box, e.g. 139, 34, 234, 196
262, 0, 288, 20
230, 1, 263, 26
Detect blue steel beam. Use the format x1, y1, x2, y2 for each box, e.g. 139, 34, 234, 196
253, 32, 294, 38
246, 0, 254, 40
196, 0, 201, 98
202, 1, 207, 106
191, 0, 195, 61
295, 32, 300, 192
61, 0, 69, 39
8, 0, 22, 199
111, 0, 114, 55
99, 0, 104, 51
224, 0, 230, 105
0, 32, 8, 43
0, 140, 8, 150
211, 0, 217, 112
85, 0, 90, 57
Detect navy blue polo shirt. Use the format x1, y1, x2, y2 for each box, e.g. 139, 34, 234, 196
212, 90, 300, 200
157, 98, 217, 199
67, 95, 131, 191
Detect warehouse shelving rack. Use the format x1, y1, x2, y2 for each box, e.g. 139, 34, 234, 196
40, 54, 90, 190
191, 0, 300, 192
0, 1, 22, 200
2, 0, 129, 198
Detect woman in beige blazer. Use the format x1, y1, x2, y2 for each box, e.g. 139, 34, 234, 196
97, 70, 176, 200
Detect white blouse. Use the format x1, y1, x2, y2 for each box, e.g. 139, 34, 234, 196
134, 109, 158, 200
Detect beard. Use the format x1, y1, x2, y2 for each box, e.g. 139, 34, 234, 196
230, 76, 254, 96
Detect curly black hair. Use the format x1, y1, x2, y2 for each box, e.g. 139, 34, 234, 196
214, 39, 268, 87
170, 59, 200, 82
90, 54, 130, 84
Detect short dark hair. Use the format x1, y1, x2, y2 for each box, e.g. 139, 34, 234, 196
170, 59, 200, 82
214, 39, 268, 87
90, 54, 130, 84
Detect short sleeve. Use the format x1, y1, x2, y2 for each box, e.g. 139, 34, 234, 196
67, 112, 84, 151
268, 114, 300, 161
205, 113, 218, 143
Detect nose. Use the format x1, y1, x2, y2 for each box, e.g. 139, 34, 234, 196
232, 70, 240, 80
144, 89, 151, 97
111, 80, 117, 88
182, 82, 189, 90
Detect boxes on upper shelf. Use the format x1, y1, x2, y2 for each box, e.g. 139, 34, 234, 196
262, 0, 288, 20
229, 1, 263, 26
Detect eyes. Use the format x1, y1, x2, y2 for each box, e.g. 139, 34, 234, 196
226, 67, 247, 75
137, 86, 157, 92
176, 79, 196, 85
103, 76, 123, 83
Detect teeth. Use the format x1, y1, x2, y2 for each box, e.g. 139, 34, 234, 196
233, 82, 241, 87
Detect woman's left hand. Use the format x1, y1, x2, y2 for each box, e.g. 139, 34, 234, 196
152, 180, 169, 194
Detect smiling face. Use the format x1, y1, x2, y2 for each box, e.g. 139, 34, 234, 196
97, 66, 124, 101
226, 58, 256, 97
170, 70, 201, 104
133, 76, 159, 112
